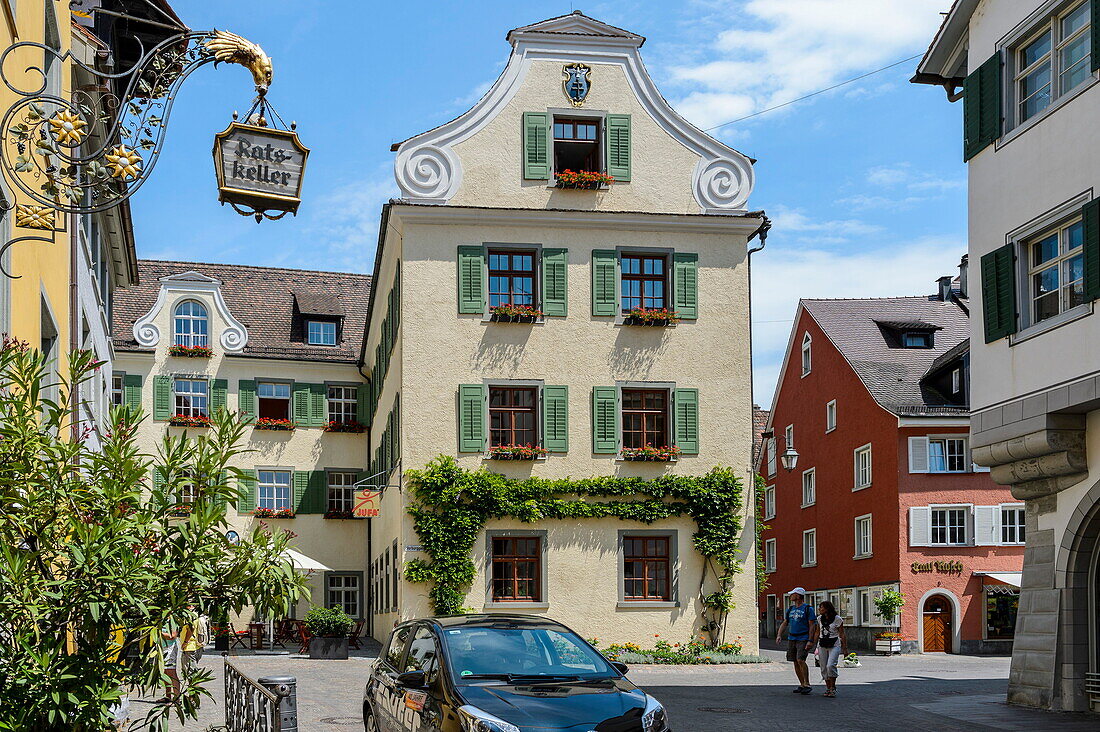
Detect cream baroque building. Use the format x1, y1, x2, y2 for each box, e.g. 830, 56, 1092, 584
365, 12, 765, 647
112, 260, 371, 622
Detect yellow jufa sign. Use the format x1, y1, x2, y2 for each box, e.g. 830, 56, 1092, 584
353, 489, 383, 519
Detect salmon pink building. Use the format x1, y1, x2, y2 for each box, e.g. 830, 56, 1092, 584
758, 271, 1024, 654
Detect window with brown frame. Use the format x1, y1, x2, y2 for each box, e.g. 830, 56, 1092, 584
620, 254, 667, 312
491, 536, 541, 602
621, 388, 669, 449
623, 536, 671, 601
489, 386, 537, 447
553, 117, 600, 172
488, 250, 536, 309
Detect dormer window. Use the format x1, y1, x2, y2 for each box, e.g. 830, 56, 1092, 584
902, 331, 932, 348
553, 117, 600, 173
173, 300, 208, 347
307, 319, 337, 346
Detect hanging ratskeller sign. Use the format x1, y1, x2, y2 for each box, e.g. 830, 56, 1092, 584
212, 121, 309, 220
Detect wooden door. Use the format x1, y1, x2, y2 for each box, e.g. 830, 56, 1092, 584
923, 596, 952, 653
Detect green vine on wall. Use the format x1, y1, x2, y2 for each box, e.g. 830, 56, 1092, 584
403, 456, 745, 642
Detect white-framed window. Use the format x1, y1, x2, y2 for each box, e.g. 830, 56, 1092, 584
909, 435, 970, 473
173, 378, 208, 418
802, 529, 816, 567
951, 368, 962, 395
257, 381, 291, 420
326, 573, 360, 618
766, 437, 777, 477
327, 384, 358, 424
1013, 0, 1092, 125
801, 468, 815, 507
762, 484, 776, 521
855, 514, 872, 558
854, 444, 872, 490
173, 300, 209, 347
764, 538, 776, 573
257, 469, 292, 511
1025, 216, 1085, 325
800, 332, 811, 376
784, 424, 794, 448
825, 400, 836, 432
902, 331, 932, 348
931, 506, 970, 545
859, 589, 872, 626
307, 319, 338, 346
111, 373, 124, 407
1001, 504, 1027, 544
328, 471, 358, 513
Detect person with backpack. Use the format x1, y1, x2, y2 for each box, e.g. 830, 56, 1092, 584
776, 587, 817, 694
814, 600, 848, 698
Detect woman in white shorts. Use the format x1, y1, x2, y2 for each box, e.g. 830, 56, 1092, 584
816, 600, 847, 698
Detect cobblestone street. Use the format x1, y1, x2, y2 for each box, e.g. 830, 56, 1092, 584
161, 642, 1098, 731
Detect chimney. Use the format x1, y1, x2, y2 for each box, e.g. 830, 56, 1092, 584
958, 254, 968, 298
937, 276, 953, 301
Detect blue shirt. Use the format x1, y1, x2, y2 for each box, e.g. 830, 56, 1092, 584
785, 604, 816, 641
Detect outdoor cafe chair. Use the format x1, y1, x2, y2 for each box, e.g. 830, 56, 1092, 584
348, 620, 365, 650
227, 623, 248, 650
296, 623, 313, 655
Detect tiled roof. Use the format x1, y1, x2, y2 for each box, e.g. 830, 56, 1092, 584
112, 260, 371, 364
803, 292, 969, 416
752, 406, 771, 467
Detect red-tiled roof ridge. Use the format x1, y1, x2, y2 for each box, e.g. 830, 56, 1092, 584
139, 258, 371, 279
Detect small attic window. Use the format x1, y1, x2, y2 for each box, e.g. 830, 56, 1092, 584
902, 331, 933, 348
307, 320, 337, 346
553, 117, 601, 173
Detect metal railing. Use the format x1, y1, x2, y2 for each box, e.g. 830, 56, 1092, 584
1086, 672, 1100, 712
223, 653, 297, 732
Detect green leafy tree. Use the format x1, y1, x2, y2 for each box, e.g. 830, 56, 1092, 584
0, 341, 306, 731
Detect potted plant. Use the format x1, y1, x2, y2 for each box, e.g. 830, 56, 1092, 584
842, 652, 861, 668
254, 417, 296, 431
554, 169, 615, 189
252, 507, 295, 519
872, 588, 905, 654
874, 632, 902, 654
305, 606, 354, 659
168, 413, 212, 428
621, 445, 681, 462
324, 420, 365, 433
168, 503, 192, 517
624, 307, 681, 326
167, 344, 213, 358
489, 303, 544, 322
486, 444, 548, 460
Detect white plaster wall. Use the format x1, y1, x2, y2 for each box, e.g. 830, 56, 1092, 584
448, 60, 704, 214
966, 0, 1100, 411
74, 223, 113, 450
115, 286, 369, 619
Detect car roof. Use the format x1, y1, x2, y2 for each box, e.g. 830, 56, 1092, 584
406, 614, 575, 631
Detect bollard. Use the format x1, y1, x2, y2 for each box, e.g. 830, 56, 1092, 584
258, 675, 297, 732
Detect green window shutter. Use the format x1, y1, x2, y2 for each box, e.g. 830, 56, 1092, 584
310, 471, 328, 514
673, 388, 700, 454
541, 248, 569, 317
123, 374, 142, 409
392, 266, 401, 333
210, 379, 228, 414
542, 385, 569, 452
237, 469, 257, 513
457, 246, 486, 314
292, 382, 311, 425
356, 384, 369, 425
963, 53, 1001, 161
605, 114, 631, 182
393, 394, 401, 464
152, 466, 165, 491
1083, 198, 1100, 301
591, 386, 619, 454
309, 383, 327, 427
457, 384, 486, 452
1093, 1, 1100, 72
522, 111, 550, 180
672, 252, 699, 320
238, 380, 256, 423
293, 471, 310, 514
214, 471, 228, 510
153, 375, 172, 421
980, 243, 1017, 342
591, 250, 619, 316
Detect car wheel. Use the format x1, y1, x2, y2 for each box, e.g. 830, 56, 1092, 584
363, 704, 380, 732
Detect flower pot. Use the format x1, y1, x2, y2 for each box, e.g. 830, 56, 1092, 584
309, 636, 349, 659
488, 453, 539, 460
213, 636, 229, 652
490, 313, 539, 323
622, 455, 673, 462
556, 181, 604, 190
624, 317, 671, 327
842, 660, 861, 668
874, 640, 901, 654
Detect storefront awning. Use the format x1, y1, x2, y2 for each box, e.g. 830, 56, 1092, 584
284, 548, 331, 574
976, 571, 1021, 588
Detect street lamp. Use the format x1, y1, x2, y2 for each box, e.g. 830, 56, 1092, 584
780, 446, 800, 472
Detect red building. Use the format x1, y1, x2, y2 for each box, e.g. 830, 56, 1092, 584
758, 274, 1024, 654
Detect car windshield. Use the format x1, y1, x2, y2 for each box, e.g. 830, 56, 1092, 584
440, 625, 615, 683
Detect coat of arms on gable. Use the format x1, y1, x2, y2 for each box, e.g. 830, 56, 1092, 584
563, 63, 591, 107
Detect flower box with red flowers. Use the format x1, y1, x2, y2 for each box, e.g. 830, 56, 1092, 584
324, 509, 363, 520
489, 303, 544, 323
624, 307, 681, 326
621, 445, 681, 462
169, 504, 192, 517
253, 507, 295, 519
487, 444, 549, 460
168, 344, 213, 358
168, 414, 211, 428
324, 420, 366, 433
254, 417, 296, 431
555, 170, 614, 190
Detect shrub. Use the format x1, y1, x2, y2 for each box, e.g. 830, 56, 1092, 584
304, 606, 353, 638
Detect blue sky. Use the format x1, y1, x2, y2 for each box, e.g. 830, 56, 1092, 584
129, 0, 962, 407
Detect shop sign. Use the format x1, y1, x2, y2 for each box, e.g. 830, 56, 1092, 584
911, 560, 963, 574
353, 488, 382, 519
212, 121, 309, 217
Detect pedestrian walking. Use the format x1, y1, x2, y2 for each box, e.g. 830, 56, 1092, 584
158, 627, 180, 702
776, 587, 816, 694
814, 600, 848, 698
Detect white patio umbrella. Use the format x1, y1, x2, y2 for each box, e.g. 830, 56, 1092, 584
259, 549, 333, 649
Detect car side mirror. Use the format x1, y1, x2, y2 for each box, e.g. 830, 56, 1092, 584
396, 670, 427, 688
612, 662, 629, 676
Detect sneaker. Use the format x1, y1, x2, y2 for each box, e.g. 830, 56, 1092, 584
798, 687, 812, 694
792, 686, 806, 693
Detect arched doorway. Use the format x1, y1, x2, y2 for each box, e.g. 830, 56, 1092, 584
923, 594, 953, 653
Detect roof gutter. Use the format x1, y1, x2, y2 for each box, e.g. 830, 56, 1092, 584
358, 201, 393, 374
745, 213, 769, 481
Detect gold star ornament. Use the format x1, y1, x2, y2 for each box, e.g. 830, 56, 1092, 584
48, 110, 87, 145
105, 145, 142, 180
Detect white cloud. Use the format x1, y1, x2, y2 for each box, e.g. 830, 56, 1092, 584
292, 172, 398, 272
768, 204, 882, 239
667, 0, 950, 130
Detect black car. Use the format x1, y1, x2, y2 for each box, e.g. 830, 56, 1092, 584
363, 614, 671, 732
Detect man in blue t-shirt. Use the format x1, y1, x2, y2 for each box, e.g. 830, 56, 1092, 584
776, 587, 817, 694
